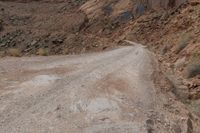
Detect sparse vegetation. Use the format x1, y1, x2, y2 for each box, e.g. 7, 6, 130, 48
63, 48, 69, 55
7, 48, 21, 57
175, 33, 191, 54
0, 51, 5, 57
186, 53, 200, 78
37, 48, 49, 56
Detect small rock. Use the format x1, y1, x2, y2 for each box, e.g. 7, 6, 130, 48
146, 119, 154, 133
187, 118, 193, 133
172, 123, 182, 133
190, 1, 200, 6
52, 39, 64, 44
174, 57, 186, 69
161, 45, 168, 55
55, 105, 61, 111
30, 40, 38, 46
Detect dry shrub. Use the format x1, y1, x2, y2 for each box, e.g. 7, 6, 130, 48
7, 48, 21, 57
37, 48, 49, 56
0, 51, 6, 57
63, 48, 69, 55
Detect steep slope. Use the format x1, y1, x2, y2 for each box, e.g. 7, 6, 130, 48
0, 0, 97, 56
0, 0, 187, 56
121, 0, 200, 116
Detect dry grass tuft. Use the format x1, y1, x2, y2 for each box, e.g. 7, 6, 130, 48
63, 48, 69, 55
37, 48, 49, 56
7, 48, 21, 57
0, 51, 6, 57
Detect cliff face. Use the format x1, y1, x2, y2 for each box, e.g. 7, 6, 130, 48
80, 0, 187, 35
139, 0, 187, 9
80, 0, 187, 20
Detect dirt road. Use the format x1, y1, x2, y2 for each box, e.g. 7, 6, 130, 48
0, 45, 199, 132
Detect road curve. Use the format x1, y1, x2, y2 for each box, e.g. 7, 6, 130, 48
0, 45, 199, 133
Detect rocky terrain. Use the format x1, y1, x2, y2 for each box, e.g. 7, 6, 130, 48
0, 0, 200, 132
0, 0, 190, 56
121, 0, 200, 116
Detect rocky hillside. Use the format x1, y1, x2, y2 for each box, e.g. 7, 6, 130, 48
121, 0, 200, 116
0, 0, 187, 56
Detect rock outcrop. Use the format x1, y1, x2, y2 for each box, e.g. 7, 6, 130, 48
138, 0, 187, 9
80, 0, 187, 20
